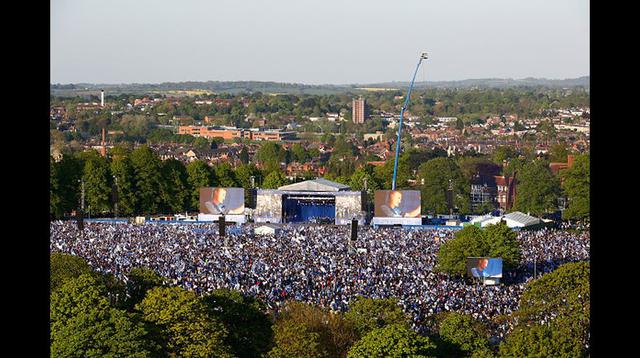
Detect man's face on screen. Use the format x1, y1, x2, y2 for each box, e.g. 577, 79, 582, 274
389, 191, 402, 208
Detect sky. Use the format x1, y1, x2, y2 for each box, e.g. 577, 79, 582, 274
51, 0, 589, 85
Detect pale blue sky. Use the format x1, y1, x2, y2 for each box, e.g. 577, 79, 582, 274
51, 0, 589, 84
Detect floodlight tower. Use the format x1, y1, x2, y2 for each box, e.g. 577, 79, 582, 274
391, 51, 428, 190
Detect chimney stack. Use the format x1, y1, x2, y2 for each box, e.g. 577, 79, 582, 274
101, 128, 107, 157
100, 89, 105, 107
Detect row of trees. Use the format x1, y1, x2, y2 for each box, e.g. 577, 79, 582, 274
50, 146, 264, 218
51, 142, 589, 219
51, 249, 590, 357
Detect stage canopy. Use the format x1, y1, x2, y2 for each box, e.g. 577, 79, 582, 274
278, 178, 350, 192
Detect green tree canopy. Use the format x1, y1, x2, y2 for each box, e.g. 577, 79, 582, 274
123, 267, 165, 311
202, 289, 274, 358
256, 142, 286, 174
561, 153, 589, 220
186, 160, 214, 211
437, 312, 489, 357
513, 261, 590, 352
50, 253, 93, 293
159, 159, 189, 213
136, 286, 233, 357
267, 319, 327, 358
513, 160, 561, 216
214, 162, 239, 187
50, 274, 158, 357
498, 322, 585, 358
417, 157, 471, 215
344, 297, 409, 338
262, 169, 288, 189
110, 148, 138, 216
130, 146, 163, 214
347, 324, 436, 358
268, 301, 357, 358
436, 222, 521, 275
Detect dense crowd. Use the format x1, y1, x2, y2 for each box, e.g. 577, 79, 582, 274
50, 221, 589, 338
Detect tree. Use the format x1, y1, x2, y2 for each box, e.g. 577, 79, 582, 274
235, 163, 261, 206
548, 143, 569, 163
268, 319, 327, 358
269, 301, 357, 358
214, 162, 239, 187
239, 146, 250, 164
436, 225, 490, 276
437, 312, 489, 357
262, 170, 288, 189
130, 146, 163, 214
50, 274, 158, 357
492, 146, 517, 165
482, 222, 522, 270
513, 262, 589, 352
349, 166, 382, 208
110, 148, 138, 216
202, 289, 274, 358
53, 152, 84, 216
344, 297, 409, 338
51, 156, 63, 218
417, 158, 470, 215
50, 253, 93, 293
256, 142, 286, 174
291, 143, 309, 163
137, 286, 233, 357
513, 160, 560, 216
123, 267, 165, 311
436, 223, 521, 275
186, 160, 214, 211
347, 324, 436, 358
498, 322, 585, 358
561, 153, 589, 220
159, 159, 190, 213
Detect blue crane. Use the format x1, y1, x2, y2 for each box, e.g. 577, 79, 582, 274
391, 52, 428, 190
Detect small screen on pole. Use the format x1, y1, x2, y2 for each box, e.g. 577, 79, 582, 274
466, 257, 503, 279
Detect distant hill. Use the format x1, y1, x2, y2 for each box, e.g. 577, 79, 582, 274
50, 76, 589, 97
368, 76, 590, 89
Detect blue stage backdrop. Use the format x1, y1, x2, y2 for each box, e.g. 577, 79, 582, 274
283, 198, 335, 223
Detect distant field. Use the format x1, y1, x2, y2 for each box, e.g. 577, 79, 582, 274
356, 87, 400, 92
151, 89, 214, 96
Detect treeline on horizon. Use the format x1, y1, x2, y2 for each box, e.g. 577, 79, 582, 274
50, 142, 589, 221
50, 76, 590, 90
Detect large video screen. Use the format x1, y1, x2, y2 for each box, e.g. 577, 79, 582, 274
199, 187, 245, 215
466, 257, 503, 279
374, 190, 421, 218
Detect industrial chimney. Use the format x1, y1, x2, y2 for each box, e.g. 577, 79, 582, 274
101, 128, 107, 157
100, 89, 105, 107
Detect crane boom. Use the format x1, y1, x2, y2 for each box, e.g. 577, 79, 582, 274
391, 52, 428, 190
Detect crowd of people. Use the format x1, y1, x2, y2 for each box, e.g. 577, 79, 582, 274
50, 221, 589, 338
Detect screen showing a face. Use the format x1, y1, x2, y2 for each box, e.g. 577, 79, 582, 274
199, 187, 244, 215
374, 190, 421, 218
466, 257, 503, 279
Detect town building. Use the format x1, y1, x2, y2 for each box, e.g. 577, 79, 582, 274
352, 97, 367, 124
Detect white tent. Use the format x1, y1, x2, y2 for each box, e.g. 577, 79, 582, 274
254, 224, 281, 236
502, 211, 542, 228
468, 211, 541, 228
